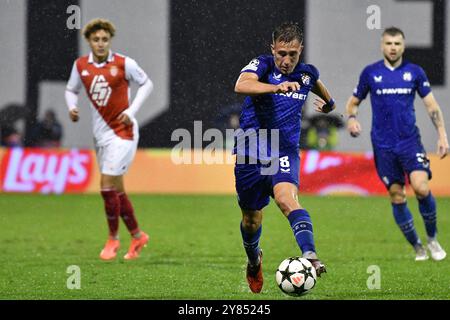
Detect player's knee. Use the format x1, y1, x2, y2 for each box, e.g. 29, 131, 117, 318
242, 212, 261, 232
390, 194, 406, 204
389, 188, 406, 203
274, 194, 295, 215
412, 182, 429, 199
242, 219, 261, 233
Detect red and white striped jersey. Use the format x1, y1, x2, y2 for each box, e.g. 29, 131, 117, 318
66, 51, 148, 146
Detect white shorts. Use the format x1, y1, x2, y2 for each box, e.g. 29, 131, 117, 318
95, 137, 138, 176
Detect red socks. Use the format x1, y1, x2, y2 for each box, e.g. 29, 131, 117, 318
100, 189, 121, 238
118, 192, 140, 236
101, 190, 141, 237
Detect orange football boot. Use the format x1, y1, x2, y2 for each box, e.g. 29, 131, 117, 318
246, 250, 263, 293
99, 238, 120, 260
124, 232, 149, 260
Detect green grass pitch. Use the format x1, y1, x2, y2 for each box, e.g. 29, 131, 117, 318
0, 194, 449, 300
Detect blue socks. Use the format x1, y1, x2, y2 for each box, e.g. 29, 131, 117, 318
287, 209, 316, 253
240, 222, 261, 265
392, 202, 420, 246
241, 209, 316, 263
418, 192, 437, 239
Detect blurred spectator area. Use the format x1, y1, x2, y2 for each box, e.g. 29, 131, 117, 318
32, 109, 63, 148
0, 103, 29, 147
301, 114, 344, 151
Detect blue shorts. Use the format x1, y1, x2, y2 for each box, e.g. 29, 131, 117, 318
234, 151, 300, 211
373, 138, 432, 189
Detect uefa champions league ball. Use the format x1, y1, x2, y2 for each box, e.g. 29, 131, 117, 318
275, 257, 317, 296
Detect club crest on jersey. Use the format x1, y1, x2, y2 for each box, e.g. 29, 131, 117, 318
81, 70, 89, 77
301, 73, 311, 85
90, 75, 112, 107
109, 66, 119, 77
374, 75, 382, 83
403, 72, 412, 81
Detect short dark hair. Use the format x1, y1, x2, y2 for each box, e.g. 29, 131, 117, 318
272, 22, 303, 44
382, 26, 405, 39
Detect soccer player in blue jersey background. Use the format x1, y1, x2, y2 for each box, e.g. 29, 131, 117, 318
234, 22, 336, 293
346, 27, 449, 262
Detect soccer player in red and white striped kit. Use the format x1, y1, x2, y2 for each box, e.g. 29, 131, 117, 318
65, 18, 153, 260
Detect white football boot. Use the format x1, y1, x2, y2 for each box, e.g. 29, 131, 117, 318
427, 239, 447, 261
414, 243, 429, 261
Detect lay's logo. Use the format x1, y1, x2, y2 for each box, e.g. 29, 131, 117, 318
0, 148, 93, 194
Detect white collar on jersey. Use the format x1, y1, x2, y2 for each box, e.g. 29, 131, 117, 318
385, 64, 396, 71
88, 51, 114, 64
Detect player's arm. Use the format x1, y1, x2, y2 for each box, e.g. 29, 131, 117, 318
345, 95, 363, 138
119, 58, 153, 125
65, 90, 80, 122
422, 92, 449, 159
65, 62, 82, 122
118, 78, 153, 125
311, 79, 336, 113
345, 67, 369, 138
234, 72, 300, 95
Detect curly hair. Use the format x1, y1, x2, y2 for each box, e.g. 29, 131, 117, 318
82, 18, 116, 39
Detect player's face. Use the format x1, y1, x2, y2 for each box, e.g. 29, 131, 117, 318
87, 29, 112, 62
271, 39, 303, 75
381, 34, 405, 65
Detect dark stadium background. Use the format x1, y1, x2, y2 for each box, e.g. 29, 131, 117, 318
20, 0, 446, 148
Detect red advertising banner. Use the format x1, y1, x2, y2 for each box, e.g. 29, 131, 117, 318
1, 148, 449, 195
299, 150, 386, 195
0, 148, 94, 194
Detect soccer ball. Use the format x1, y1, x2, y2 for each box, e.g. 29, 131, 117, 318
275, 257, 317, 296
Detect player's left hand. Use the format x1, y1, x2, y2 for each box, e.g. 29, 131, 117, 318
437, 135, 449, 159
118, 112, 132, 126
313, 97, 335, 114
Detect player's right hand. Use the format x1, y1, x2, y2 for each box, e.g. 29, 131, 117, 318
347, 117, 361, 138
69, 108, 79, 122
274, 81, 300, 94
437, 135, 449, 159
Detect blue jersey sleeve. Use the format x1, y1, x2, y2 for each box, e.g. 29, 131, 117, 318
353, 67, 370, 100
240, 56, 270, 79
415, 66, 432, 98
305, 64, 320, 85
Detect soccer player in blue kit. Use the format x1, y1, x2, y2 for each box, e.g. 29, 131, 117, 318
234, 22, 336, 293
346, 27, 449, 262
